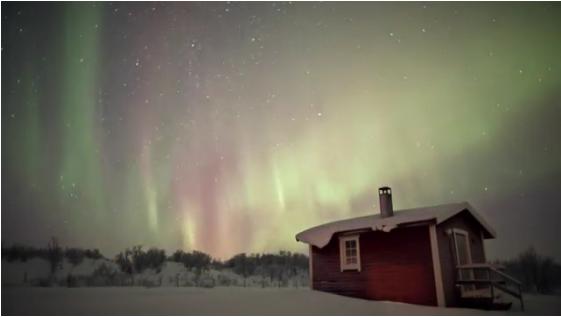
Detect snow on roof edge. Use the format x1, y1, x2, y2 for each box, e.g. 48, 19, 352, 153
295, 202, 496, 248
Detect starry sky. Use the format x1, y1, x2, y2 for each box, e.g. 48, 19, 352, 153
2, 2, 561, 261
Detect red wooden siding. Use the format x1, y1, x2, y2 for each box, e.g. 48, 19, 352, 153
311, 225, 437, 306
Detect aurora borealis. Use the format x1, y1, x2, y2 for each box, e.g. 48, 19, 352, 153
2, 2, 561, 260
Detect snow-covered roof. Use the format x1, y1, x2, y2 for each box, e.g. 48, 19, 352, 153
295, 202, 496, 248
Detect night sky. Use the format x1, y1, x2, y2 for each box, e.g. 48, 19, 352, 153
2, 2, 561, 261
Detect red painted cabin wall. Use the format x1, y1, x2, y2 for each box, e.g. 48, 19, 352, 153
311, 225, 437, 306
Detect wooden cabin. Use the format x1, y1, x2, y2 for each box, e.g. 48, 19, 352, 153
296, 187, 523, 310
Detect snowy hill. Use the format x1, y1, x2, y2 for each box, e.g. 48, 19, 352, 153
2, 258, 119, 286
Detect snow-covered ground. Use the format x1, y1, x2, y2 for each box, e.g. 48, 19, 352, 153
2, 287, 560, 315
2, 259, 560, 315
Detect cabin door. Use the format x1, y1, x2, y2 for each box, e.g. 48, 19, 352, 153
451, 229, 474, 292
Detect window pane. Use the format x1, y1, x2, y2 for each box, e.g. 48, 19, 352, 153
341, 238, 359, 269
455, 233, 470, 265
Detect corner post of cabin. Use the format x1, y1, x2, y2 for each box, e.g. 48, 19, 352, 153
429, 223, 445, 307
308, 244, 313, 289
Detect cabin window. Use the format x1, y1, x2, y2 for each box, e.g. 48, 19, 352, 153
339, 235, 361, 271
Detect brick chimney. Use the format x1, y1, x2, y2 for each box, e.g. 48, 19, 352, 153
379, 186, 394, 218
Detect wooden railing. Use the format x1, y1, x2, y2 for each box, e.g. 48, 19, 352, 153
456, 263, 524, 311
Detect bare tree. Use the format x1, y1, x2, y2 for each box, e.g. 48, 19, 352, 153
47, 237, 63, 276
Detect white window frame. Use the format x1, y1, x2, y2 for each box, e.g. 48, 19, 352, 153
339, 234, 361, 272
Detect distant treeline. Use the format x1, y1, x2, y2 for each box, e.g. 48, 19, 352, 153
496, 247, 561, 294
113, 247, 308, 287
2, 243, 102, 263
224, 251, 308, 287
2, 238, 102, 273
2, 237, 309, 287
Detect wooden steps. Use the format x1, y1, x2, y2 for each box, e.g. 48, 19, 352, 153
459, 297, 513, 311
456, 263, 524, 311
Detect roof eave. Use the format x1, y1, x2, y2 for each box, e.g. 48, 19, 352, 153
295, 202, 498, 247
435, 203, 497, 239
